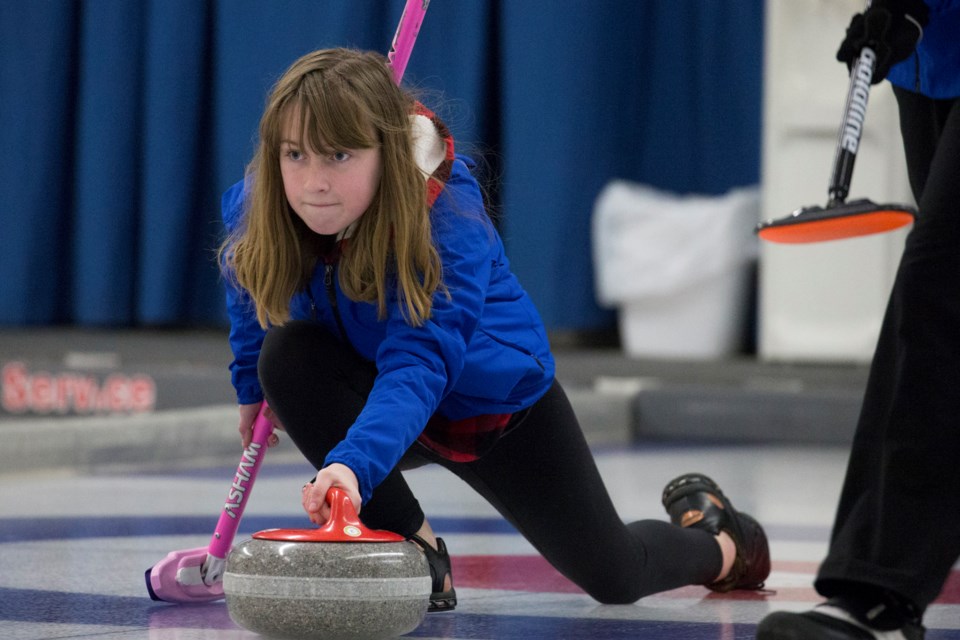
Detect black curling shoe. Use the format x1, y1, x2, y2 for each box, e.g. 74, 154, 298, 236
410, 534, 457, 612
661, 472, 770, 592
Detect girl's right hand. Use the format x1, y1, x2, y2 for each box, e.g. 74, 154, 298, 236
302, 463, 361, 526
238, 402, 282, 449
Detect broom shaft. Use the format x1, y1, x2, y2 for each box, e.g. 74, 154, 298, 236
387, 0, 430, 84
828, 46, 876, 205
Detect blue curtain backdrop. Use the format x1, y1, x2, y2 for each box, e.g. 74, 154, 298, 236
0, 0, 763, 329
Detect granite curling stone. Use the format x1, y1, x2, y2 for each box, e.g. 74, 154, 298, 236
223, 487, 432, 640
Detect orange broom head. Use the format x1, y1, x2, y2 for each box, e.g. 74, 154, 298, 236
756, 199, 915, 244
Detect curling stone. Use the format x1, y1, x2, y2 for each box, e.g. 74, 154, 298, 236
223, 487, 431, 640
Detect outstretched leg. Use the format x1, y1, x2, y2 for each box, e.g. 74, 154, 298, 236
430, 381, 728, 602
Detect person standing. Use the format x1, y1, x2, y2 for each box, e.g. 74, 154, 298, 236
757, 1, 960, 638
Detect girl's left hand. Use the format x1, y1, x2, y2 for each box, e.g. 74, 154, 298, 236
238, 403, 283, 450
301, 463, 361, 526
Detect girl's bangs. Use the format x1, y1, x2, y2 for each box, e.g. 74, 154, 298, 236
293, 75, 378, 153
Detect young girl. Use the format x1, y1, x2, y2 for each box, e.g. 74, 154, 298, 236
219, 47, 770, 611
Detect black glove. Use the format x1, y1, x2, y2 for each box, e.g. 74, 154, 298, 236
836, 0, 929, 83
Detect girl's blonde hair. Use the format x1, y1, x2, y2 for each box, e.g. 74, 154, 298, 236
220, 48, 443, 329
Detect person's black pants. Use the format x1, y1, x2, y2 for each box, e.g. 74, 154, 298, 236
258, 321, 722, 603
815, 88, 960, 611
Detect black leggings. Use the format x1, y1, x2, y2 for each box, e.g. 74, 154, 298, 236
258, 321, 721, 603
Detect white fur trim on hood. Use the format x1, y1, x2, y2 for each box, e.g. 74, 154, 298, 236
410, 113, 446, 179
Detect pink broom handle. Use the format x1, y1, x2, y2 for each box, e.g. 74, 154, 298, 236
386, 0, 431, 84
207, 403, 273, 559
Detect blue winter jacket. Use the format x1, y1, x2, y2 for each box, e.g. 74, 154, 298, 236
887, 0, 960, 98
221, 156, 555, 502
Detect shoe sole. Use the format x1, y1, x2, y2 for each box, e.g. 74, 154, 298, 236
730, 510, 770, 590
428, 592, 457, 612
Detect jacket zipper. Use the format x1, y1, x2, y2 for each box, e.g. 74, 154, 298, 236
324, 262, 351, 344
306, 287, 318, 320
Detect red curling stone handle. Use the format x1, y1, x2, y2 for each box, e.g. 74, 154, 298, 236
253, 486, 406, 543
